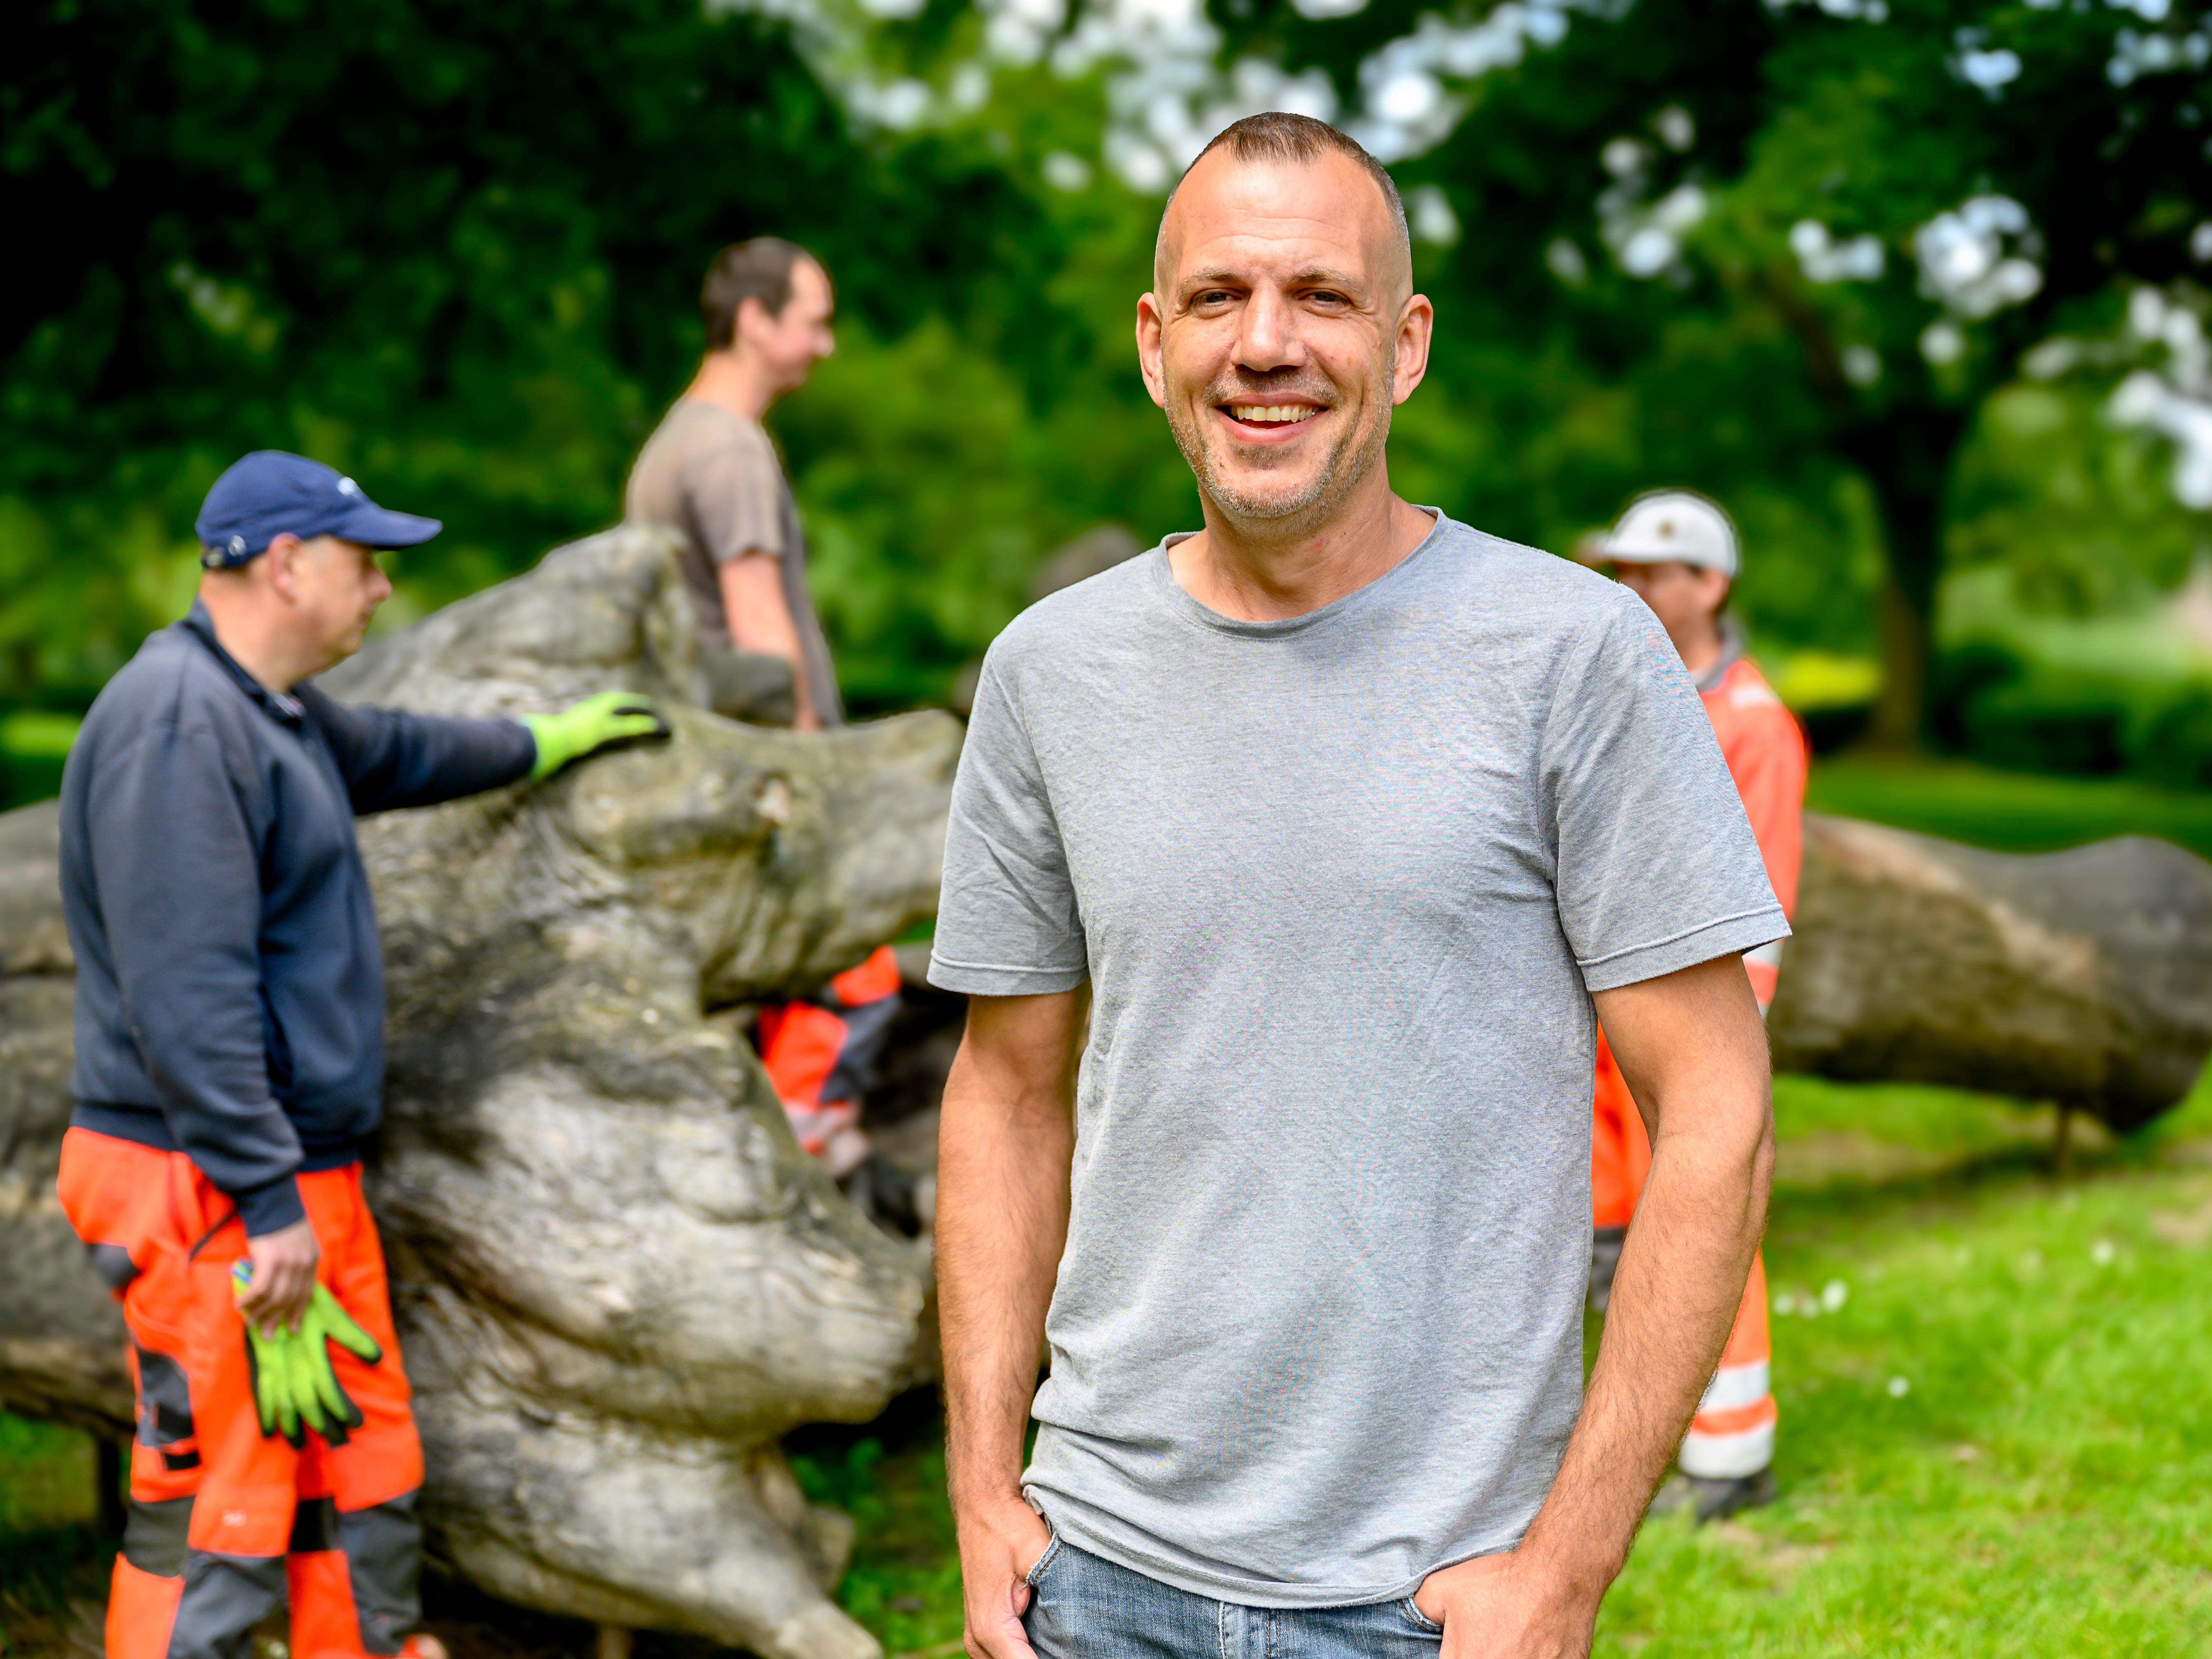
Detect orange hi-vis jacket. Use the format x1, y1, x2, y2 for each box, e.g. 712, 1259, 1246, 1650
1591, 649, 1807, 1482
1704, 656, 1805, 1006
1592, 653, 1804, 1226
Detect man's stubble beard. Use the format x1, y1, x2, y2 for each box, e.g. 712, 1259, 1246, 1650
1165, 355, 1395, 534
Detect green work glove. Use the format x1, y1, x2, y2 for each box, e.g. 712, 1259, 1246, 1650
234, 1269, 300, 1446
522, 689, 670, 780
232, 1260, 306, 1446
285, 1283, 382, 1440
232, 1266, 383, 1446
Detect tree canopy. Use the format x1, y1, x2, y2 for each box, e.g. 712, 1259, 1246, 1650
6, 0, 2209, 761
4, 0, 1047, 691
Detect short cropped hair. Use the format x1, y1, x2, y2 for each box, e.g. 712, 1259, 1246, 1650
1170, 113, 1410, 261
701, 238, 823, 351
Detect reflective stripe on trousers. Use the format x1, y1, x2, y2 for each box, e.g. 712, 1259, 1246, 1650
1677, 1252, 1777, 1479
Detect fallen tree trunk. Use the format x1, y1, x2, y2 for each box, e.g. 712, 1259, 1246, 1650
0, 799, 110, 1437
1769, 813, 2212, 1131
0, 527, 959, 1659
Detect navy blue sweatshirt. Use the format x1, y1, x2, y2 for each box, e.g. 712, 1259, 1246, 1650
60, 602, 538, 1234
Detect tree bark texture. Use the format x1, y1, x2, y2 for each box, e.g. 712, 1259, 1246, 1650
0, 528, 961, 1659
1770, 813, 2212, 1131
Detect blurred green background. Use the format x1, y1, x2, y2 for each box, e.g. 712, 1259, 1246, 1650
7, 0, 2212, 810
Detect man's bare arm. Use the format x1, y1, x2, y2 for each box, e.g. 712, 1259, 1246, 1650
940, 987, 1087, 1659
717, 554, 818, 730
1416, 952, 1774, 1657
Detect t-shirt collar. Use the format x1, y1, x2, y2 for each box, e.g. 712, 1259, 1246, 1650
1149, 508, 1450, 638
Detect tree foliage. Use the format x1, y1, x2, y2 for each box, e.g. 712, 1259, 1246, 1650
2, 0, 1047, 697
1201, 0, 2212, 739
6, 0, 2210, 746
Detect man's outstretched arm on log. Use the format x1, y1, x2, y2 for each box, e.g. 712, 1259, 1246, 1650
1413, 952, 1774, 1655
939, 987, 1087, 1659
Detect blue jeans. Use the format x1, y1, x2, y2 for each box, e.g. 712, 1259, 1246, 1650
1022, 1534, 1444, 1658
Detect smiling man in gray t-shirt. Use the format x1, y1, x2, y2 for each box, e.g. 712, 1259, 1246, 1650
933, 113, 1782, 1659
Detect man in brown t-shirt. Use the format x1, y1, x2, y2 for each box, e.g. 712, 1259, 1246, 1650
627, 239, 921, 1231
625, 237, 843, 730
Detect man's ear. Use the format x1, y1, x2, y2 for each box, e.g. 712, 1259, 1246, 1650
1135, 293, 1168, 410
263, 533, 304, 602
733, 294, 778, 352
1391, 293, 1435, 407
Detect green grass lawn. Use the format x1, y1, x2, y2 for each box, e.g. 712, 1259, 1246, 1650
1597, 1072, 2212, 1655
0, 1415, 116, 1658
1806, 752, 2212, 861
9, 1070, 2212, 1657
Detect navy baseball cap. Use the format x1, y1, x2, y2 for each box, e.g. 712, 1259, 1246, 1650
194, 451, 442, 570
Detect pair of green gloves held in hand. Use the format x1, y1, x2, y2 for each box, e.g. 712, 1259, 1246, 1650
522, 690, 670, 781
231, 1262, 383, 1446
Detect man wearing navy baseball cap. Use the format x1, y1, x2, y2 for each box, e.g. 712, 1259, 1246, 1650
54, 451, 668, 1659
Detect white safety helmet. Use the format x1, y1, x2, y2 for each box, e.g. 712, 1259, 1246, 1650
1598, 489, 1740, 578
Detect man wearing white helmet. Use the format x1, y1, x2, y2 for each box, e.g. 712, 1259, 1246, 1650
1584, 489, 1808, 1520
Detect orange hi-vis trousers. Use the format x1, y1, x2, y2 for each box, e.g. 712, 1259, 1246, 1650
1592, 1029, 1776, 1480
759, 945, 902, 1178
57, 1129, 428, 1659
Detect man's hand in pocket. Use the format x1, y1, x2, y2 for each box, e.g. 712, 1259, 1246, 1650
957, 1494, 1051, 1659
1413, 1548, 1599, 1659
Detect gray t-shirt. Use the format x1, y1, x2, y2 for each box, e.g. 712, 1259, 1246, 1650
928, 513, 1786, 1608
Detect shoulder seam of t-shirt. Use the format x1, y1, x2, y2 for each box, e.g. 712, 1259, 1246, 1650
676, 397, 771, 438
964, 651, 1087, 961
1527, 593, 1615, 854
671, 421, 779, 484
675, 421, 779, 469
976, 653, 1058, 824
1004, 549, 1157, 646
1575, 901, 1789, 970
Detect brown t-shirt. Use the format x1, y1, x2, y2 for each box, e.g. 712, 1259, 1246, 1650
623, 398, 843, 726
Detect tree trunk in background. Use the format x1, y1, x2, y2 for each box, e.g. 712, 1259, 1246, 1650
1872, 572, 1933, 751
1843, 404, 1970, 750
1770, 814, 2212, 1131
